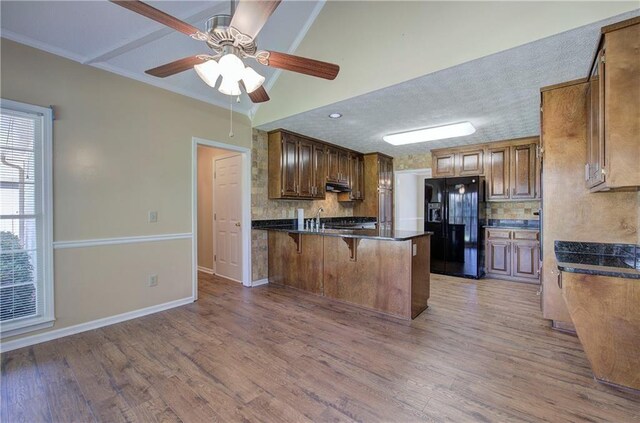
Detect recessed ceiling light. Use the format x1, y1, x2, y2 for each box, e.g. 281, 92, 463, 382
328, 113, 342, 119
383, 122, 476, 145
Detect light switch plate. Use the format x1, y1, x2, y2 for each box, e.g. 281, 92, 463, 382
148, 274, 158, 287
148, 211, 158, 223
412, 243, 417, 256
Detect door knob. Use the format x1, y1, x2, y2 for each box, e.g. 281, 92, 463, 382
235, 222, 241, 227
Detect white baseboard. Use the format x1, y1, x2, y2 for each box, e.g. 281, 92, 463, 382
197, 266, 214, 274
0, 296, 194, 353
252, 278, 269, 287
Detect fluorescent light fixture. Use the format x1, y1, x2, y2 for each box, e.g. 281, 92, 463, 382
328, 113, 342, 119
383, 122, 476, 145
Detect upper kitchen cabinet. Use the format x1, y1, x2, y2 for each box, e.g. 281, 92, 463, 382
338, 153, 365, 202
327, 146, 350, 185
586, 17, 640, 192
432, 147, 483, 178
268, 130, 326, 199
487, 138, 539, 201
432, 152, 456, 177
433, 137, 539, 201
355, 153, 394, 228
487, 146, 510, 200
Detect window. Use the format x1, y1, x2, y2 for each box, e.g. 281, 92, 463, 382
0, 99, 53, 337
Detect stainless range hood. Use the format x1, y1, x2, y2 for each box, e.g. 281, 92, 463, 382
325, 182, 352, 193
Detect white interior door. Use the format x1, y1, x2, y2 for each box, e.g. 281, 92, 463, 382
214, 154, 242, 282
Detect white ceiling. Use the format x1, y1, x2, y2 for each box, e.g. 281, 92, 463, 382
0, 0, 325, 116
257, 10, 639, 156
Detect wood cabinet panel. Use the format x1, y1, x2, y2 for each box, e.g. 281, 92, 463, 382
592, 19, 640, 191
510, 144, 536, 199
562, 272, 640, 390
312, 143, 326, 198
485, 228, 540, 283
326, 147, 340, 183
458, 150, 484, 176
282, 134, 299, 197
486, 240, 510, 276
354, 153, 393, 225
298, 139, 314, 198
433, 153, 456, 177
512, 242, 540, 280
487, 147, 510, 200
338, 150, 350, 185
323, 237, 412, 319
268, 232, 323, 294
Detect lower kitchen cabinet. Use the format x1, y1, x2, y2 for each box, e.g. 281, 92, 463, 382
485, 228, 540, 283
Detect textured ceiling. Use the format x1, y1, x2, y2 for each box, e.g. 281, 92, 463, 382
0, 0, 324, 115
258, 10, 639, 156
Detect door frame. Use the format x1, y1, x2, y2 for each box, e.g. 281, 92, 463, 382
192, 137, 252, 299
393, 168, 432, 230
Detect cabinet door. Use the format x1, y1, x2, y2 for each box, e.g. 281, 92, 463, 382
510, 144, 536, 199
326, 147, 339, 183
512, 241, 540, 280
433, 153, 456, 177
356, 155, 365, 200
338, 150, 350, 184
586, 50, 606, 188
486, 240, 510, 276
298, 139, 314, 197
458, 150, 484, 176
281, 135, 299, 197
312, 143, 326, 198
487, 147, 510, 200
378, 156, 393, 189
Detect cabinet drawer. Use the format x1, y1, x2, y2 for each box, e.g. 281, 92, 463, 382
486, 229, 511, 240
513, 230, 539, 241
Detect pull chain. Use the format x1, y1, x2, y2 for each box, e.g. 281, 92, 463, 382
229, 94, 234, 138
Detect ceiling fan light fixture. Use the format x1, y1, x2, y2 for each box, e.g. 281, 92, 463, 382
218, 76, 242, 96
383, 122, 476, 146
241, 66, 265, 93
194, 60, 221, 88
218, 53, 245, 82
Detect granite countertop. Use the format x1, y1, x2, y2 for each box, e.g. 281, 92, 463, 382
555, 241, 640, 280
482, 219, 540, 230
254, 224, 432, 241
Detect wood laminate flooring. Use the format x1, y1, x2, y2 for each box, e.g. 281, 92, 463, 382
2, 274, 639, 422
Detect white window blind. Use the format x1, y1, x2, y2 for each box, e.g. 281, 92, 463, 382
0, 100, 54, 337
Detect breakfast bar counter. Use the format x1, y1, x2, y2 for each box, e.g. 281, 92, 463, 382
254, 220, 432, 320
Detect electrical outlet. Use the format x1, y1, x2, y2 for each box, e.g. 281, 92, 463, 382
148, 211, 158, 223
148, 274, 158, 287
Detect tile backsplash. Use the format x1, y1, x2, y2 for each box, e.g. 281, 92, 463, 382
486, 201, 540, 220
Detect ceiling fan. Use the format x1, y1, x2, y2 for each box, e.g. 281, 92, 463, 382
110, 0, 340, 104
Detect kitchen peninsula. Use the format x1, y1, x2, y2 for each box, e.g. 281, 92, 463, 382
253, 219, 432, 320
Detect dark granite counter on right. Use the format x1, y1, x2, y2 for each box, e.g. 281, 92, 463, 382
555, 241, 640, 280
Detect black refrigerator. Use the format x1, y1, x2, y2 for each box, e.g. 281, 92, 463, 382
424, 176, 485, 279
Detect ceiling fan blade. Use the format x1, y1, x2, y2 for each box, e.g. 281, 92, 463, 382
110, 1, 201, 36
146, 55, 205, 78
246, 85, 270, 103
262, 51, 339, 80
230, 0, 281, 40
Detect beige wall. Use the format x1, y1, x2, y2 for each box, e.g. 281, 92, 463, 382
1, 39, 252, 342
255, 1, 638, 126
251, 129, 355, 281
197, 146, 233, 271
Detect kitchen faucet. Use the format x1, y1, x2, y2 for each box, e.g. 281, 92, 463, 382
315, 207, 324, 227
